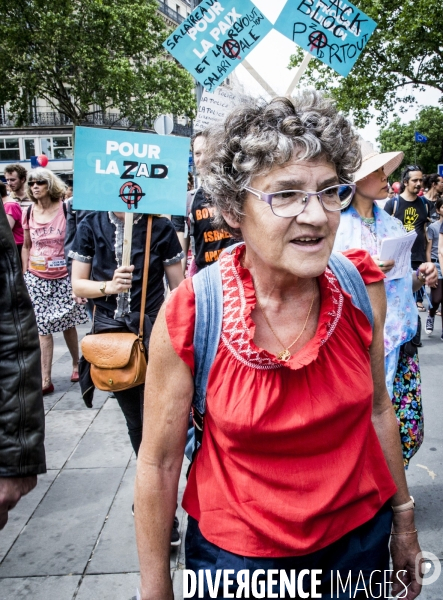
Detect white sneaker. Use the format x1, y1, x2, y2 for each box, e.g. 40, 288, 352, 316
426, 315, 434, 335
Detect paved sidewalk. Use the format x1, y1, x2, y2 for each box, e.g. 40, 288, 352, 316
0, 318, 442, 599
0, 324, 187, 599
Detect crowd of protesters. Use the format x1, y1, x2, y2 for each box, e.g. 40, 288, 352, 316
1, 91, 443, 600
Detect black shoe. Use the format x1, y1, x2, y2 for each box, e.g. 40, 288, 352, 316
171, 516, 180, 547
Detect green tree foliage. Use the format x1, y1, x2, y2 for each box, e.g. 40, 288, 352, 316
377, 107, 443, 178
0, 0, 196, 127
288, 0, 443, 127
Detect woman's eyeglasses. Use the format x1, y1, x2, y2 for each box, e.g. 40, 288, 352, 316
28, 180, 47, 186
244, 184, 356, 218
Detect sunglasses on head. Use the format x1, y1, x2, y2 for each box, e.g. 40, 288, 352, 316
404, 165, 422, 173
29, 180, 47, 186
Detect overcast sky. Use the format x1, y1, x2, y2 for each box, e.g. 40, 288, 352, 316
233, 0, 441, 148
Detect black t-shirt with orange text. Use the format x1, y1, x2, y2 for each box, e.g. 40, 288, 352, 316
190, 188, 236, 271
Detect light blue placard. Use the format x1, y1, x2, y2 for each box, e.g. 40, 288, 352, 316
274, 0, 377, 77
163, 0, 273, 91
73, 127, 190, 215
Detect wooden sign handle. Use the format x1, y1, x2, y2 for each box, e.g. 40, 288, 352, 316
122, 213, 134, 267
285, 52, 312, 96
241, 60, 278, 97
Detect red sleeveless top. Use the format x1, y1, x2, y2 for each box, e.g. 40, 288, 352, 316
166, 246, 396, 557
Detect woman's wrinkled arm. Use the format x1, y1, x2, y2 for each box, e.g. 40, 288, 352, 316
135, 303, 193, 600
367, 281, 422, 600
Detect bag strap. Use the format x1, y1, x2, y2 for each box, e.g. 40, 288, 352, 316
328, 252, 374, 329
185, 261, 223, 462
393, 198, 398, 217
192, 261, 223, 414
139, 215, 153, 339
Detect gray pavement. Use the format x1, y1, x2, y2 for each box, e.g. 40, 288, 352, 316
0, 317, 442, 599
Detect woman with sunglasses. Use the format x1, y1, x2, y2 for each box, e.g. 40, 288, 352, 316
21, 167, 88, 394
135, 94, 423, 600
334, 142, 438, 469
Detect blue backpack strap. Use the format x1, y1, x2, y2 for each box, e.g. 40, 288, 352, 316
328, 251, 374, 329
185, 261, 223, 461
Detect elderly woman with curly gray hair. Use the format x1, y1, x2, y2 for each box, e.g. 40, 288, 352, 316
134, 92, 422, 600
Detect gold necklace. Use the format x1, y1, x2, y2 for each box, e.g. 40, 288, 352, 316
254, 282, 316, 362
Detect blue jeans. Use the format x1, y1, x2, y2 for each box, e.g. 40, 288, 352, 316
185, 504, 393, 599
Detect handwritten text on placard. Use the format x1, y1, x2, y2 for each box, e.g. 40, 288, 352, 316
274, 0, 377, 77
194, 87, 246, 131
163, 0, 273, 91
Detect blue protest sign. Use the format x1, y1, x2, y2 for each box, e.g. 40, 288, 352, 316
72, 127, 190, 215
274, 0, 377, 77
163, 0, 273, 91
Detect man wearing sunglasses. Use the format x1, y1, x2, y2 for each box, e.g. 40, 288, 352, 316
384, 165, 430, 310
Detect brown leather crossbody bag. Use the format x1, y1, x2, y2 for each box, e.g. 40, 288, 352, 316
81, 216, 152, 392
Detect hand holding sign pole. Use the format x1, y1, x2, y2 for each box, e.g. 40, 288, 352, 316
122, 213, 134, 268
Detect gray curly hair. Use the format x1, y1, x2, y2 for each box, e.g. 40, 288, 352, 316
201, 91, 361, 237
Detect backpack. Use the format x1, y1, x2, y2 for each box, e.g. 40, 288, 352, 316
184, 247, 374, 462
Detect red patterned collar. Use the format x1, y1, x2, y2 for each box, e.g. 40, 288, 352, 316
218, 245, 343, 371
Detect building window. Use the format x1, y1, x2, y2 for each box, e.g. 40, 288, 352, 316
176, 4, 180, 13
24, 138, 36, 159
40, 136, 73, 160
41, 138, 52, 158
53, 136, 73, 159
0, 138, 20, 161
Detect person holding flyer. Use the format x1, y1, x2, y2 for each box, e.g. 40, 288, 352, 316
335, 142, 438, 467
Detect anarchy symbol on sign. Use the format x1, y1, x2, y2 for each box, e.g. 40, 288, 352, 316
308, 30, 328, 53
222, 38, 241, 60
119, 182, 146, 210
